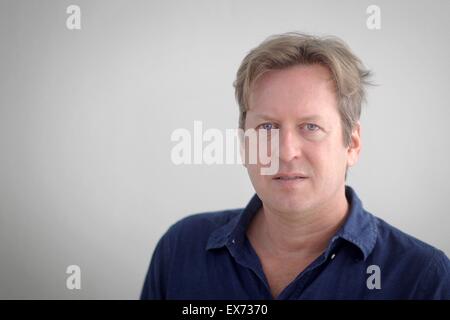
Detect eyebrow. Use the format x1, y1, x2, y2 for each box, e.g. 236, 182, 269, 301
250, 113, 324, 122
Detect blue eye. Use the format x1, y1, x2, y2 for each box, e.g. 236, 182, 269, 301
305, 123, 319, 131
260, 123, 275, 131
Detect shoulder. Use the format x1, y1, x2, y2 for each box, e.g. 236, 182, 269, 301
159, 208, 242, 247
169, 208, 242, 234
141, 207, 244, 299
371, 215, 450, 298
373, 215, 447, 261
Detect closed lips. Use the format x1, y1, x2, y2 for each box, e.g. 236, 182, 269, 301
273, 174, 307, 180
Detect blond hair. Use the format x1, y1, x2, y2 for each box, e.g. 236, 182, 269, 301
233, 32, 372, 147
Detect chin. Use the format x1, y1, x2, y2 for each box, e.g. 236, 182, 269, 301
267, 193, 315, 214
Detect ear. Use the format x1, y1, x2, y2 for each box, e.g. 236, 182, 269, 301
347, 121, 361, 168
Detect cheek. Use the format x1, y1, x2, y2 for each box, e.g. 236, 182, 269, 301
247, 163, 264, 183
306, 144, 347, 177
329, 148, 349, 178
246, 164, 271, 195
248, 164, 259, 176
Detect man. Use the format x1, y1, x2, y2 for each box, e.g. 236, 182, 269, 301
141, 32, 450, 299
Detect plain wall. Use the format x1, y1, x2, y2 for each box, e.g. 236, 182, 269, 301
0, 0, 449, 299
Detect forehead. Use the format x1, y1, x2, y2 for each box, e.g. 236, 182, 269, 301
247, 64, 337, 119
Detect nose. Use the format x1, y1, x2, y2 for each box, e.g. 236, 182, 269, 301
278, 127, 302, 163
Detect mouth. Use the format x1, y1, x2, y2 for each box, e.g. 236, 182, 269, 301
273, 173, 308, 180
273, 176, 306, 181
272, 174, 308, 187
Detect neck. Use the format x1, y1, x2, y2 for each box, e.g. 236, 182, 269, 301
249, 186, 349, 257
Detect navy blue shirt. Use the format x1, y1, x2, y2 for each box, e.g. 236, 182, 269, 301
141, 186, 450, 299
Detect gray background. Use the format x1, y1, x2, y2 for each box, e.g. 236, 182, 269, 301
0, 0, 449, 299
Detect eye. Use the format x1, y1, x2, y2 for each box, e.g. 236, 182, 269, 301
258, 123, 276, 131
304, 123, 320, 132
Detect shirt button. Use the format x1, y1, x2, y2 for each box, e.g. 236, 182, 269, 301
231, 239, 236, 244
331, 253, 336, 260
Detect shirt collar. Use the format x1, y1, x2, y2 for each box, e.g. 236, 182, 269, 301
206, 185, 377, 261
334, 186, 378, 260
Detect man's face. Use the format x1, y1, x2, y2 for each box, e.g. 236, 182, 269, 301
244, 64, 360, 215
